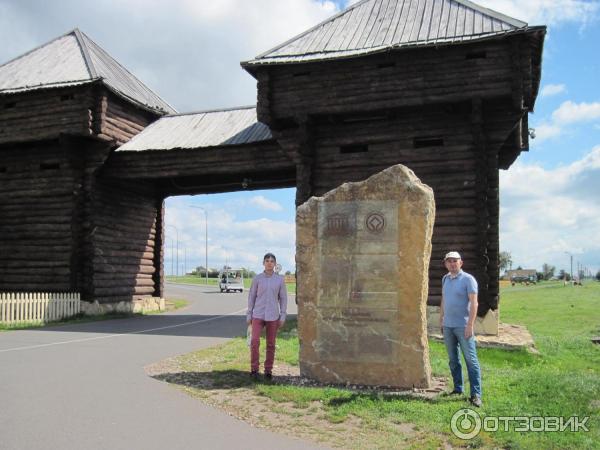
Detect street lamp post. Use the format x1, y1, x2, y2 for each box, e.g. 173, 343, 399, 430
168, 237, 174, 276
564, 251, 573, 282
189, 205, 209, 286
167, 224, 179, 277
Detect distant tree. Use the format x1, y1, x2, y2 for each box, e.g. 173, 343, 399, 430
542, 263, 555, 280
536, 272, 544, 281
516, 265, 523, 270
578, 269, 585, 280
596, 270, 600, 281
499, 251, 512, 273
285, 270, 291, 275
237, 267, 256, 279
558, 269, 571, 281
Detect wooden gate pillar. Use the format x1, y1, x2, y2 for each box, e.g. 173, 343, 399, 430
62, 135, 113, 301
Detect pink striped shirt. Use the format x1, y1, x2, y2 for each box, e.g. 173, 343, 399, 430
247, 272, 288, 322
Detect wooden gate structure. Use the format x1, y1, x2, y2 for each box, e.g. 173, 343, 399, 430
0, 0, 545, 318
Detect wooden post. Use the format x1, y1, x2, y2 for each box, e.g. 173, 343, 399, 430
295, 118, 315, 206
471, 97, 491, 317
63, 135, 113, 301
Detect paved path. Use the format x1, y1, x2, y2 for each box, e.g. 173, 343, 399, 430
0, 284, 324, 450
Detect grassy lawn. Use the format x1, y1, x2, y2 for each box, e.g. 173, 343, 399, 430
153, 281, 600, 449
166, 275, 296, 293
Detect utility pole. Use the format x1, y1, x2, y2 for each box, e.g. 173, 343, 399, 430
570, 255, 573, 281
189, 205, 209, 285
170, 238, 173, 276
167, 224, 179, 277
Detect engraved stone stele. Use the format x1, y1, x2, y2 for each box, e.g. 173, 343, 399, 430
296, 164, 435, 388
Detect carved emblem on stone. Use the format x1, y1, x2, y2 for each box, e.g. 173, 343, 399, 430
365, 212, 385, 233
326, 213, 350, 236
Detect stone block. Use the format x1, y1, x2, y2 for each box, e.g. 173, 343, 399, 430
297, 164, 434, 388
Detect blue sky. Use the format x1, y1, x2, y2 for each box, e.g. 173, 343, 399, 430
1, 0, 599, 275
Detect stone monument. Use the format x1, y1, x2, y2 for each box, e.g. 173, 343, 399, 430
296, 164, 434, 388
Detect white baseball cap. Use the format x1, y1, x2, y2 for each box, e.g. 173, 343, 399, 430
444, 251, 461, 260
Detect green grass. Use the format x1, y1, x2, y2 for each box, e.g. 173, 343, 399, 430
169, 281, 600, 449
166, 275, 296, 293
166, 275, 222, 286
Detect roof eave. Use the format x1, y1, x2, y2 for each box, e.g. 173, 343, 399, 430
0, 78, 99, 96
242, 26, 546, 69
527, 27, 547, 113
101, 82, 177, 116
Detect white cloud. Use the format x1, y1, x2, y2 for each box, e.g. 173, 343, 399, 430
540, 83, 566, 97
500, 146, 600, 273
0, 0, 339, 112
533, 122, 562, 141
532, 100, 600, 142
476, 0, 599, 26
164, 196, 295, 275
249, 195, 283, 211
552, 100, 600, 124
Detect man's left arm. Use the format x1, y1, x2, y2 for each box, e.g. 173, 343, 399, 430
465, 292, 478, 338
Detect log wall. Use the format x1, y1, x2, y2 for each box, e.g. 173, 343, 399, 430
258, 38, 531, 127
103, 141, 296, 195
0, 84, 160, 147
251, 35, 542, 316
98, 91, 159, 146
0, 86, 96, 145
0, 141, 77, 291
301, 102, 500, 313
0, 83, 163, 301
89, 178, 161, 304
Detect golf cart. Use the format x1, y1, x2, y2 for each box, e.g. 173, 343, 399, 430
219, 268, 244, 293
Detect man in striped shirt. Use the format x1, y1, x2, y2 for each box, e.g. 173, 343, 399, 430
247, 252, 288, 380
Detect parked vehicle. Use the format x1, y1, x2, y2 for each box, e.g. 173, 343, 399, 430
511, 275, 537, 286
218, 269, 244, 293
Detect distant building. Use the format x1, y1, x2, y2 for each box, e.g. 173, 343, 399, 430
506, 270, 537, 283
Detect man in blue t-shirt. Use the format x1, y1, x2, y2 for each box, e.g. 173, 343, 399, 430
440, 251, 482, 407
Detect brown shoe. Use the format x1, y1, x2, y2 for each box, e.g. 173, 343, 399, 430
470, 396, 482, 408
264, 372, 273, 381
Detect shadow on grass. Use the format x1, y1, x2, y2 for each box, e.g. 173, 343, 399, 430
152, 369, 271, 389
151, 368, 453, 408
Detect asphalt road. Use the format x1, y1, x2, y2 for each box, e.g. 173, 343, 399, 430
0, 283, 323, 450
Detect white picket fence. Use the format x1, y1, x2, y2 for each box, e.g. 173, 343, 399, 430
0, 292, 80, 324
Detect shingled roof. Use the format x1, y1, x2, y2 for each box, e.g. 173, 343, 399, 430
117, 106, 272, 151
243, 0, 538, 67
0, 29, 176, 114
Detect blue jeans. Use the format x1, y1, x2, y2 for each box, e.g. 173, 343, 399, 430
443, 326, 482, 398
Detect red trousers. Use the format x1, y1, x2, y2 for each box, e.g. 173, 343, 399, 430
250, 318, 279, 373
